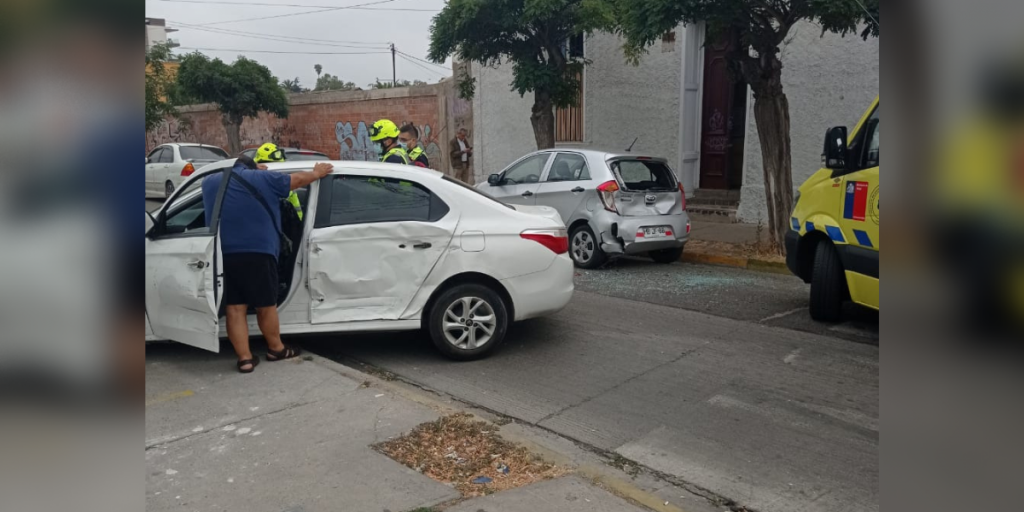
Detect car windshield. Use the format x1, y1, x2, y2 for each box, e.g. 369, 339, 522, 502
180, 146, 229, 161
443, 176, 515, 210
612, 160, 677, 191
286, 152, 330, 162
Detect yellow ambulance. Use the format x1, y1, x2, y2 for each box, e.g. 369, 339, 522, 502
785, 97, 879, 321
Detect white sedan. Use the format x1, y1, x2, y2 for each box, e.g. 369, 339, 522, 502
144, 160, 574, 360
145, 143, 230, 199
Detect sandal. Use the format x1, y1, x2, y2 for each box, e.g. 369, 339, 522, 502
237, 356, 260, 374
266, 345, 302, 362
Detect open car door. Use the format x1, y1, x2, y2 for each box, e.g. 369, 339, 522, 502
144, 168, 231, 352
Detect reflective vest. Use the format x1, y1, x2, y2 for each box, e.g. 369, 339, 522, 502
408, 147, 424, 161
380, 146, 410, 165
287, 190, 303, 221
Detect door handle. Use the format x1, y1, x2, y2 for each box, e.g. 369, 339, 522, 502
412, 242, 432, 249
187, 260, 206, 270
571, 186, 585, 193
521, 190, 534, 197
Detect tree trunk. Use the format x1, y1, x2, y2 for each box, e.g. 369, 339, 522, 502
751, 87, 794, 255
222, 114, 243, 156
530, 89, 555, 149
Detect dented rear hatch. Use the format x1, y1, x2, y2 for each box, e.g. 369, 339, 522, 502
608, 158, 683, 216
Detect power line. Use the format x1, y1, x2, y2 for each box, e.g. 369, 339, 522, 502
395, 49, 450, 73
397, 53, 448, 77
159, 0, 439, 11
170, 19, 389, 46
177, 46, 390, 55
172, 21, 390, 49
193, 0, 395, 26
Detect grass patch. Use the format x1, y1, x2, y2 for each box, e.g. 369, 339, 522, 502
375, 413, 566, 497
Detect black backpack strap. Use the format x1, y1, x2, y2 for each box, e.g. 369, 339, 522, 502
229, 170, 293, 256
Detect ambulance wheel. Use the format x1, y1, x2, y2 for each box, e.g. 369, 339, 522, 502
809, 241, 846, 322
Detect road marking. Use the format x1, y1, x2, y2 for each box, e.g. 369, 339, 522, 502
145, 390, 194, 407
759, 307, 804, 323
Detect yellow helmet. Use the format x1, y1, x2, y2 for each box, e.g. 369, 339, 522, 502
255, 142, 285, 163
369, 119, 400, 142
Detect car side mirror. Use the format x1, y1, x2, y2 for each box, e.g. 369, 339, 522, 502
823, 126, 848, 171
146, 157, 151, 164
487, 173, 502, 186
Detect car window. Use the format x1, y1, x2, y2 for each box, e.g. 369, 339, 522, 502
443, 176, 514, 210
156, 147, 175, 163
323, 175, 450, 227
864, 110, 879, 168
180, 146, 229, 161
503, 154, 549, 184
240, 149, 256, 159
286, 152, 330, 162
147, 147, 164, 161
614, 160, 676, 191
545, 153, 590, 182
160, 178, 210, 235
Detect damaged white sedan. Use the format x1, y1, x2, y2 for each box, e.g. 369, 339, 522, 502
145, 160, 574, 360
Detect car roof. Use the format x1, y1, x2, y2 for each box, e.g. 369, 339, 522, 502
161, 143, 226, 148
202, 159, 446, 180
532, 147, 666, 161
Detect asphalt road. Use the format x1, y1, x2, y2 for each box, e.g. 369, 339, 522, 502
306, 262, 879, 512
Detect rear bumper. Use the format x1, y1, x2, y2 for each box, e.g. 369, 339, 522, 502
596, 211, 690, 255
501, 254, 574, 321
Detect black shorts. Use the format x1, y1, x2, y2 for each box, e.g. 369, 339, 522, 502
223, 253, 278, 308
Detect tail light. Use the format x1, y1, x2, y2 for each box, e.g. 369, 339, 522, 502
678, 182, 687, 210
181, 162, 196, 177
521, 228, 569, 255
597, 180, 619, 212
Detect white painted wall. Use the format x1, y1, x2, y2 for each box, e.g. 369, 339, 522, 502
471, 63, 537, 183
736, 22, 879, 223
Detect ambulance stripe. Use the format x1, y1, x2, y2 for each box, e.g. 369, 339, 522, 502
853, 229, 873, 248
825, 225, 846, 243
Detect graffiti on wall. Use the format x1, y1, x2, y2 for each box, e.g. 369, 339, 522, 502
148, 118, 194, 149
335, 120, 444, 169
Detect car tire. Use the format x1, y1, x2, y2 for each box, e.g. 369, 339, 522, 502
809, 241, 846, 322
570, 224, 607, 269
649, 247, 683, 264
428, 283, 508, 361
164, 181, 175, 198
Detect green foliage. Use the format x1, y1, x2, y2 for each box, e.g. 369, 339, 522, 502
611, 0, 879, 65
281, 77, 307, 93
175, 52, 289, 123
314, 63, 323, 77
428, 0, 612, 108
145, 42, 179, 131
369, 79, 427, 89
315, 73, 358, 91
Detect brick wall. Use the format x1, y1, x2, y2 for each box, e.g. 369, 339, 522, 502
147, 82, 466, 174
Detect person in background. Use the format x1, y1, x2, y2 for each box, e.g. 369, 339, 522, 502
449, 128, 473, 183
201, 155, 333, 373
369, 119, 410, 164
253, 142, 304, 220
399, 124, 429, 168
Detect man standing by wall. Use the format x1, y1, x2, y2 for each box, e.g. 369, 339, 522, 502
449, 128, 473, 183
202, 155, 333, 373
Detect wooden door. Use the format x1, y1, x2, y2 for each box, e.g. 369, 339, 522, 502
699, 33, 736, 190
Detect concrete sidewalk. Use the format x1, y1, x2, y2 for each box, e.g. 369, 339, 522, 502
145, 343, 674, 512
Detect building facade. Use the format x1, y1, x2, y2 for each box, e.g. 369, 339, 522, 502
470, 22, 879, 223
145, 18, 179, 50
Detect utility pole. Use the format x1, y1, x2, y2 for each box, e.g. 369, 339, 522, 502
390, 43, 396, 87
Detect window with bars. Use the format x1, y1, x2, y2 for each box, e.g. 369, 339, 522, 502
556, 33, 585, 143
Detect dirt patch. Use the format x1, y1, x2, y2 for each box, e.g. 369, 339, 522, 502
375, 413, 567, 497
687, 239, 785, 263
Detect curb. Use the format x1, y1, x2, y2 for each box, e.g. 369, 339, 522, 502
682, 250, 790, 275
306, 354, 708, 512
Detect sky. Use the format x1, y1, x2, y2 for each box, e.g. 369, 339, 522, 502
145, 0, 453, 89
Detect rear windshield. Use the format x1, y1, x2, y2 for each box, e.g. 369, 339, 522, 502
443, 176, 515, 210
286, 151, 330, 162
179, 146, 229, 161
612, 160, 677, 191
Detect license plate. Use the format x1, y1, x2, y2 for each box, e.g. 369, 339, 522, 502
642, 226, 670, 238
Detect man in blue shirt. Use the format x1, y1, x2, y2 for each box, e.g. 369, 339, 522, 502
202, 156, 333, 373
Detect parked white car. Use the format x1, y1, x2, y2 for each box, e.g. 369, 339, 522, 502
145, 143, 230, 199
144, 160, 574, 360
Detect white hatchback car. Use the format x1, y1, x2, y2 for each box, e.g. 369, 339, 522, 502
145, 160, 574, 360
145, 143, 230, 199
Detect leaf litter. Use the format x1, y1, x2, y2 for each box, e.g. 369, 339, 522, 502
374, 413, 566, 497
